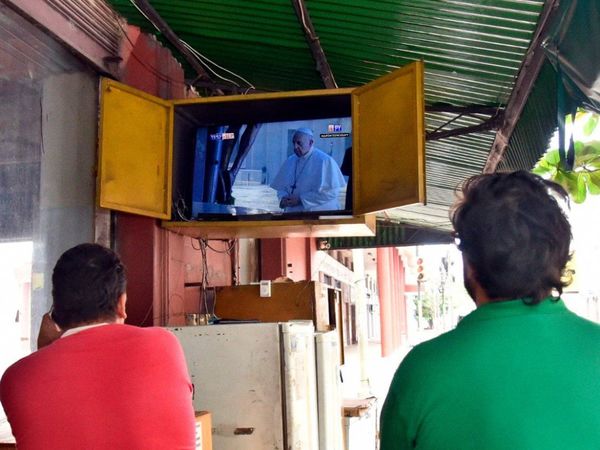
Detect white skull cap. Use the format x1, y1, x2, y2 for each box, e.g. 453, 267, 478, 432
295, 127, 314, 137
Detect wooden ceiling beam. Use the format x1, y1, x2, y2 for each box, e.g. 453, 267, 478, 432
483, 0, 560, 173
290, 0, 337, 89
131, 0, 212, 84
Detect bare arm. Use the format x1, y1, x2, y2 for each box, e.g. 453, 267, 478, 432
37, 312, 63, 349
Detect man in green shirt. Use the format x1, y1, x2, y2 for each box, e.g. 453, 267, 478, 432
380, 171, 600, 449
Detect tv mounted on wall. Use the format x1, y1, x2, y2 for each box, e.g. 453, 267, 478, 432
98, 60, 426, 233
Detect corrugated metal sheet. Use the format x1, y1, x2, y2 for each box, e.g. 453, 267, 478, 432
105, 0, 550, 233
48, 0, 122, 54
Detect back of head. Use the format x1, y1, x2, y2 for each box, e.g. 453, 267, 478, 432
451, 171, 571, 303
51, 243, 127, 329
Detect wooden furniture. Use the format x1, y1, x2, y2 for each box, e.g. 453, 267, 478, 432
195, 411, 213, 450
213, 281, 331, 331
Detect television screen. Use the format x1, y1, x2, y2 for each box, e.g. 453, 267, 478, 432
190, 117, 352, 220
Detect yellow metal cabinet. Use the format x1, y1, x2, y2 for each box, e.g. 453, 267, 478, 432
98, 61, 425, 238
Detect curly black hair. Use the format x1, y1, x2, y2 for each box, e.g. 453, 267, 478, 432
450, 171, 572, 304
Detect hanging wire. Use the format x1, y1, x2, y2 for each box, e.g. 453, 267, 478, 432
180, 41, 256, 92
192, 238, 233, 320
205, 239, 236, 254
127, 0, 255, 92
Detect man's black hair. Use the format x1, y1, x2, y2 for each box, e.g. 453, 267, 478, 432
51, 243, 127, 328
450, 171, 571, 304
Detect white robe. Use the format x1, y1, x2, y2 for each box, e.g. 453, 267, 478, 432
270, 148, 346, 212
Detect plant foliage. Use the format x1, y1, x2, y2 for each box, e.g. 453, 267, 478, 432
532, 110, 600, 203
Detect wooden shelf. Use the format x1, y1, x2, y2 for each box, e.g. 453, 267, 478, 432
161, 214, 376, 239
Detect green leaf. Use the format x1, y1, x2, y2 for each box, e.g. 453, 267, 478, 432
573, 172, 587, 203
565, 114, 574, 126
577, 142, 600, 169
588, 171, 600, 195
545, 149, 561, 166
555, 171, 586, 203
583, 114, 599, 136
583, 158, 600, 171
583, 140, 600, 153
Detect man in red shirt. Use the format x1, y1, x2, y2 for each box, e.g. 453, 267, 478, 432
0, 243, 196, 449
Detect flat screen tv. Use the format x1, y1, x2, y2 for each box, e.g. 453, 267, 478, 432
188, 116, 353, 221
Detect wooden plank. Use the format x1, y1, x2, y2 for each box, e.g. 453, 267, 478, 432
162, 215, 376, 239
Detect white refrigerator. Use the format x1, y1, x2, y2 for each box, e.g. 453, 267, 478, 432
315, 331, 344, 450
169, 321, 319, 450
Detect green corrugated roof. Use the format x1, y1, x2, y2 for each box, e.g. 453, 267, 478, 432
106, 0, 556, 236
326, 220, 453, 249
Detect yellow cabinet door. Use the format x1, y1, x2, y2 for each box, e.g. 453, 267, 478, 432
352, 60, 426, 215
98, 78, 174, 219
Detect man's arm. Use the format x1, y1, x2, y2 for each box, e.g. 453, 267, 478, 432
379, 351, 425, 450
298, 188, 339, 210
297, 155, 345, 210
37, 312, 63, 349
380, 388, 413, 450
280, 195, 301, 209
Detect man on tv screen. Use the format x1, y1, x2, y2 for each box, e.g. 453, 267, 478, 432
270, 127, 346, 212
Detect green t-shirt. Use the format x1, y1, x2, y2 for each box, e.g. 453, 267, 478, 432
380, 298, 600, 450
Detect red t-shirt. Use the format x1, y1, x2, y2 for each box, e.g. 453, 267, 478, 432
0, 324, 196, 450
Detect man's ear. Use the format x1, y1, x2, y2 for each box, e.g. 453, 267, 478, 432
462, 256, 490, 306
116, 293, 127, 322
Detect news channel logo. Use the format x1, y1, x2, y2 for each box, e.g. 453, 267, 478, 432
209, 132, 236, 141
321, 123, 348, 138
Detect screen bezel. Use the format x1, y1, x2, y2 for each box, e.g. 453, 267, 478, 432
172, 93, 354, 222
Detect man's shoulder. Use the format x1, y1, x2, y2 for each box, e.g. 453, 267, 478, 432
0, 348, 47, 395
399, 329, 466, 373
117, 324, 180, 345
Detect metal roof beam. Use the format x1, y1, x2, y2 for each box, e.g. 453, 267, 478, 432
425, 106, 504, 141
426, 105, 502, 115
290, 0, 337, 89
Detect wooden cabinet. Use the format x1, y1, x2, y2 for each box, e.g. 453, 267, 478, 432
98, 62, 425, 239
212, 281, 331, 331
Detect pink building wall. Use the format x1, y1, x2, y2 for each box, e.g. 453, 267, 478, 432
377, 247, 408, 357
113, 26, 232, 326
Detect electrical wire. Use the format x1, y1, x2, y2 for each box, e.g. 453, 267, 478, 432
128, 0, 161, 33
180, 40, 255, 91
127, 0, 255, 92
178, 41, 240, 88
205, 239, 236, 254
174, 195, 193, 221
188, 238, 239, 319
197, 238, 220, 320
138, 300, 153, 326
